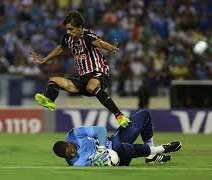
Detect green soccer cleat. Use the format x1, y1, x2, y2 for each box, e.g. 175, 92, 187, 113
116, 114, 131, 128
35, 93, 56, 111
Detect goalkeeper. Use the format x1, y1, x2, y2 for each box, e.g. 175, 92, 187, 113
53, 110, 182, 166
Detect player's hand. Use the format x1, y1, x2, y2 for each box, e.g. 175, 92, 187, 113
119, 119, 131, 128
92, 155, 108, 166
90, 148, 109, 166
90, 146, 107, 161
116, 115, 131, 128
112, 38, 119, 53
29, 51, 46, 64
111, 46, 119, 53
96, 145, 107, 153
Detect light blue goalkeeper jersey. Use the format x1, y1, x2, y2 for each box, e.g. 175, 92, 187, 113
65, 126, 107, 166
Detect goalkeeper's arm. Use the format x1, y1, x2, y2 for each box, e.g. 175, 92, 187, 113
91, 126, 107, 146
73, 126, 107, 146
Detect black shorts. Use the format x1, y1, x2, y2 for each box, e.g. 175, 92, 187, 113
68, 71, 110, 96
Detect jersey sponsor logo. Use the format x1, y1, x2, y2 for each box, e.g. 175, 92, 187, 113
94, 73, 102, 78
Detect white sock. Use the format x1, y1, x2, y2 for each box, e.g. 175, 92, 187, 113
150, 146, 165, 155
144, 137, 154, 147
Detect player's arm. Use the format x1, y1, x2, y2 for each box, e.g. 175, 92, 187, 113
30, 45, 63, 64
90, 126, 107, 146
92, 39, 119, 53
73, 126, 107, 146
73, 158, 91, 166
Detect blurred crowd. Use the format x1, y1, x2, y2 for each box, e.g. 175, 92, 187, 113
0, 0, 212, 98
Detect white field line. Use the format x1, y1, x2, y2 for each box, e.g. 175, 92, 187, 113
0, 166, 212, 171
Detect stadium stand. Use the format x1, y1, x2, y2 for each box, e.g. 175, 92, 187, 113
0, 0, 211, 108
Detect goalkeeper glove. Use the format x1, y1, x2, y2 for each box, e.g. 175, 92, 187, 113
96, 145, 107, 153
91, 148, 109, 166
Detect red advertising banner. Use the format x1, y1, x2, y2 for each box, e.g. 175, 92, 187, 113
0, 109, 44, 133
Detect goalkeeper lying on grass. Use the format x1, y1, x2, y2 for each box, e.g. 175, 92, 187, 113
53, 110, 182, 166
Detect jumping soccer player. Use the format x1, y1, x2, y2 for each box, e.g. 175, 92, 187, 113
30, 10, 130, 127
53, 110, 182, 166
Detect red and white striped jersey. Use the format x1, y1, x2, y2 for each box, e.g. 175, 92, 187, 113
61, 29, 109, 76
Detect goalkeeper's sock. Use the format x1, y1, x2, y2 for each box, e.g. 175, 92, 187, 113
144, 137, 154, 147
149, 146, 165, 155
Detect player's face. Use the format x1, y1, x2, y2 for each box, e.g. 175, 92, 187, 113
65, 142, 77, 158
66, 23, 82, 39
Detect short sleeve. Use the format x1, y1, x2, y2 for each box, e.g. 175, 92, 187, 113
84, 30, 99, 44
60, 34, 69, 48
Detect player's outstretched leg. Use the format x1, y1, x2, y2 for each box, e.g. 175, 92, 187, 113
145, 154, 171, 165
162, 141, 182, 153
35, 93, 56, 111
94, 87, 130, 127
35, 80, 60, 111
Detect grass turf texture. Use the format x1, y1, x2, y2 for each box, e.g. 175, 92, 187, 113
0, 133, 211, 180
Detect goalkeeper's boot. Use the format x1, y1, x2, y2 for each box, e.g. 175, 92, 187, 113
145, 154, 171, 165
162, 141, 182, 153
35, 93, 56, 111
116, 114, 131, 128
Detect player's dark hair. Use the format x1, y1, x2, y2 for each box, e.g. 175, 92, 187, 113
63, 10, 84, 27
53, 141, 68, 158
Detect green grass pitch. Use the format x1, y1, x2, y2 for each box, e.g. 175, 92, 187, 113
0, 133, 211, 180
